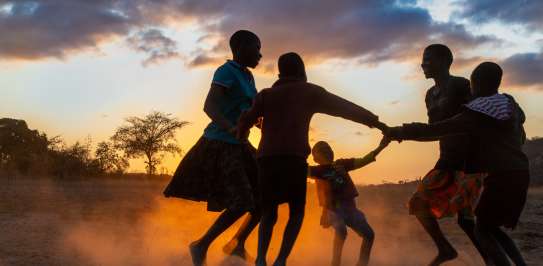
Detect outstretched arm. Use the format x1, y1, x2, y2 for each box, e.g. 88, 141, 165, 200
388, 111, 478, 141
315, 87, 383, 129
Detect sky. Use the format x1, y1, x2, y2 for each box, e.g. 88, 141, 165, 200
1, 0, 542, 184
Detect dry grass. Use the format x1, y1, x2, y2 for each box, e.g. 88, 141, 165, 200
1, 177, 541, 266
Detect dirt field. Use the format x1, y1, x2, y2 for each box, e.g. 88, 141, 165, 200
1, 176, 542, 266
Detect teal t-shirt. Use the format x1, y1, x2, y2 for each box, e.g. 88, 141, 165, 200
203, 60, 257, 144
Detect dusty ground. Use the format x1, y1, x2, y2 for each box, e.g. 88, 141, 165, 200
1, 176, 542, 266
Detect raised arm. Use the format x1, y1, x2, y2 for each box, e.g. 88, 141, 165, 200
349, 135, 391, 170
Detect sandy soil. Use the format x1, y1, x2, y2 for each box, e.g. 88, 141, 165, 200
1, 176, 542, 266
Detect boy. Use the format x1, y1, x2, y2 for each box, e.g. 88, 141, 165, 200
413, 43, 487, 266
309, 137, 390, 266
237, 52, 388, 266
388, 62, 529, 266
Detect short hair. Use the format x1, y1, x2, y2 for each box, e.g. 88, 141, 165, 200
229, 30, 259, 54
471, 62, 503, 94
312, 141, 334, 161
278, 52, 306, 78
425, 44, 453, 67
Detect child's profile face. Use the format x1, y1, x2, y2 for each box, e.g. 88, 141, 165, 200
239, 39, 262, 68
312, 148, 333, 165
421, 50, 445, 79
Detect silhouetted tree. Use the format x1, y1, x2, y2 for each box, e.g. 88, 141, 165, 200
0, 118, 49, 175
95, 141, 129, 174
111, 111, 188, 175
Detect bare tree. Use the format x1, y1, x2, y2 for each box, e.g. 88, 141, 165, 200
111, 111, 188, 175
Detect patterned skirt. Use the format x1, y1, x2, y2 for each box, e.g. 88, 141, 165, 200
163, 137, 258, 212
409, 169, 486, 219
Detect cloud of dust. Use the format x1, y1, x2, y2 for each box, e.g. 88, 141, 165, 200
55, 181, 484, 266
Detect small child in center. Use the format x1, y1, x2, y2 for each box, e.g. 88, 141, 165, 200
308, 137, 390, 266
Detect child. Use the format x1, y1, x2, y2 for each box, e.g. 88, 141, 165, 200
237, 52, 387, 266
413, 43, 487, 265
163, 30, 262, 266
309, 137, 390, 266
388, 62, 529, 266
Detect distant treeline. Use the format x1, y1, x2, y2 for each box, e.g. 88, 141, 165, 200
0, 113, 188, 178
1, 117, 542, 184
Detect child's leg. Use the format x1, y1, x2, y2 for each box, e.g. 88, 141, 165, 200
256, 205, 278, 266
331, 223, 347, 266
223, 209, 261, 259
190, 209, 246, 266
416, 214, 458, 266
457, 214, 490, 264
273, 200, 305, 266
474, 221, 511, 266
344, 209, 374, 266
491, 227, 526, 266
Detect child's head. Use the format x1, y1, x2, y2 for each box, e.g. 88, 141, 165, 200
230, 30, 261, 68
421, 44, 453, 79
470, 62, 502, 97
312, 141, 334, 165
278, 52, 307, 81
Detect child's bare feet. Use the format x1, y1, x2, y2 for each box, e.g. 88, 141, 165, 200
429, 248, 458, 266
255, 257, 267, 266
189, 240, 207, 266
222, 239, 254, 261
272, 258, 286, 266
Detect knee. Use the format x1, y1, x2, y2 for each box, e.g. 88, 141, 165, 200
335, 226, 348, 239
362, 226, 375, 242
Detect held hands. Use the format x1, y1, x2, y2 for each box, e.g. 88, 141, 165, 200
375, 120, 403, 143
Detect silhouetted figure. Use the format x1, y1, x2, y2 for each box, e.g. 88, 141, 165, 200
308, 137, 389, 266
408, 44, 488, 265
163, 30, 263, 266
238, 52, 388, 266
388, 62, 529, 266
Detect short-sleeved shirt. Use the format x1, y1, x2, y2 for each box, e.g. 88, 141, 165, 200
309, 156, 374, 207
203, 60, 257, 144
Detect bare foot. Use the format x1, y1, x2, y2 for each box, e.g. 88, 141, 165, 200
255, 258, 267, 266
189, 240, 207, 266
429, 249, 458, 266
222, 239, 254, 261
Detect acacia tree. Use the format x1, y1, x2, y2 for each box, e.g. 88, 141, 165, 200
111, 111, 188, 175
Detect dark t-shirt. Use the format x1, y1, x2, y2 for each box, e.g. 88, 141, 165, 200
309, 158, 360, 206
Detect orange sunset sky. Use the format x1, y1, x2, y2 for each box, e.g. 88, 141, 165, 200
1, 0, 542, 184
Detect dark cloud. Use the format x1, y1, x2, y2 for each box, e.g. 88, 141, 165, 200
0, 0, 136, 60
0, 0, 498, 68
454, 0, 543, 31
500, 50, 543, 90
194, 0, 497, 69
126, 29, 180, 66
